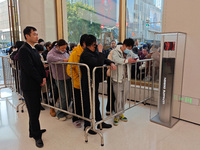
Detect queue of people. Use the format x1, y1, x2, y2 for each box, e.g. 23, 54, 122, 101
9, 26, 160, 148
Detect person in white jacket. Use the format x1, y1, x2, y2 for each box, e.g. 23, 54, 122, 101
111, 39, 138, 126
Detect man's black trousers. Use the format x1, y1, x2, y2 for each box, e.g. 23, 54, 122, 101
23, 89, 41, 140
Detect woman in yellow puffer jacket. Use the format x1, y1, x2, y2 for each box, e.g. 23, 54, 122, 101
66, 34, 88, 128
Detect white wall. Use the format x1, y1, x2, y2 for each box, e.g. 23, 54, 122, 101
18, 0, 57, 42
162, 0, 200, 124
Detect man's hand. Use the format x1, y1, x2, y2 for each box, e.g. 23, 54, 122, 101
40, 78, 46, 86
97, 44, 103, 53
128, 58, 137, 63
63, 59, 68, 62
110, 63, 117, 70
44, 64, 48, 68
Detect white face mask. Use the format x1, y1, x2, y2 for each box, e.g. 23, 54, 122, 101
60, 51, 66, 54
124, 49, 130, 54
13, 48, 18, 52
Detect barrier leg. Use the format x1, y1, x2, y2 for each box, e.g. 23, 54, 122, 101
84, 126, 91, 143
21, 102, 26, 113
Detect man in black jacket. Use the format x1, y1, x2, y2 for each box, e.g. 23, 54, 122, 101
80, 35, 116, 135
18, 26, 46, 148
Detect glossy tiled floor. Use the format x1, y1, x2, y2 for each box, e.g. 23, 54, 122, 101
0, 88, 200, 150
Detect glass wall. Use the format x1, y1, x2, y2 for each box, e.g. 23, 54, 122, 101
126, 0, 162, 43
0, 0, 11, 54
66, 0, 119, 50
126, 0, 163, 86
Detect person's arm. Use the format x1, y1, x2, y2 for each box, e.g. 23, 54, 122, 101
104, 58, 114, 65
18, 47, 43, 85
112, 50, 136, 64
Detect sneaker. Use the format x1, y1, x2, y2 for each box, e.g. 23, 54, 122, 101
120, 114, 128, 122
66, 115, 72, 119
113, 118, 119, 126
106, 112, 110, 116
56, 116, 67, 121
84, 127, 97, 135
97, 122, 112, 129
73, 121, 82, 128
50, 108, 56, 117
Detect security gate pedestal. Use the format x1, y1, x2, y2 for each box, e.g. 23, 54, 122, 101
150, 32, 186, 128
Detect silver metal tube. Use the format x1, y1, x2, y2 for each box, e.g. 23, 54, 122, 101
144, 61, 147, 103
129, 64, 131, 108
44, 80, 50, 105
123, 64, 126, 111
49, 66, 56, 107
78, 65, 84, 118
139, 63, 142, 101
92, 67, 96, 129
102, 67, 105, 119
70, 64, 76, 114
117, 65, 119, 115
109, 69, 112, 114
134, 62, 137, 104
62, 64, 69, 111
148, 60, 151, 99
152, 60, 155, 100
92, 67, 96, 130
55, 64, 62, 109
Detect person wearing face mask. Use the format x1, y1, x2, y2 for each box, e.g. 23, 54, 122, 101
47, 39, 73, 121
80, 34, 117, 135
111, 38, 138, 126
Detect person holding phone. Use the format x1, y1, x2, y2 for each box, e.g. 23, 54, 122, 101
111, 38, 138, 126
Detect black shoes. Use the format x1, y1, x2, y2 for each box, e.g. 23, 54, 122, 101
97, 122, 112, 129
40, 106, 45, 110
84, 127, 97, 135
41, 129, 46, 134
29, 129, 46, 138
35, 139, 44, 148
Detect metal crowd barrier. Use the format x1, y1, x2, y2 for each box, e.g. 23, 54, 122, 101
40, 61, 94, 143
0, 55, 155, 146
0, 56, 25, 112
92, 59, 155, 145
0, 56, 14, 90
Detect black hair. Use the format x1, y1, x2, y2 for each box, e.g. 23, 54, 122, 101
123, 38, 134, 48
111, 40, 116, 43
57, 39, 68, 47
38, 39, 44, 43
66, 45, 70, 54
80, 34, 88, 47
70, 43, 77, 51
23, 26, 37, 40
15, 41, 25, 49
51, 41, 57, 49
44, 41, 51, 48
117, 42, 123, 45
85, 35, 96, 47
35, 44, 44, 52
132, 47, 138, 54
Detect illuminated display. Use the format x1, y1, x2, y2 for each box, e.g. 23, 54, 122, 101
174, 95, 193, 104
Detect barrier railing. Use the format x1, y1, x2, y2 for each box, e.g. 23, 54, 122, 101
0, 56, 155, 146
0, 56, 14, 90
92, 59, 155, 145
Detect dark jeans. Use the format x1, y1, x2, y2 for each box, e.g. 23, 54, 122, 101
23, 89, 41, 140
83, 83, 102, 128
72, 88, 83, 122
55, 79, 72, 118
106, 77, 115, 112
